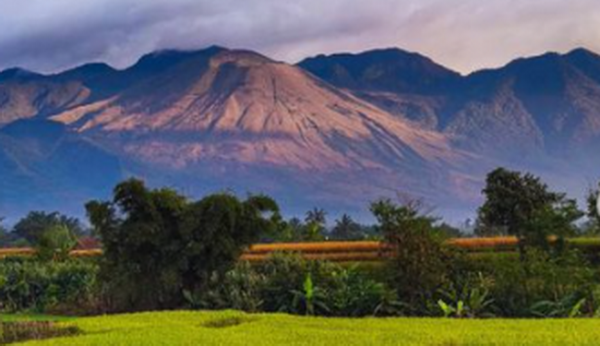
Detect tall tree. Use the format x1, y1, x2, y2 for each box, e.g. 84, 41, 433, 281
86, 178, 280, 311
0, 217, 8, 247
305, 208, 327, 225
331, 214, 362, 240
303, 208, 327, 241
13, 211, 85, 244
371, 198, 451, 309
586, 183, 600, 234
478, 168, 581, 259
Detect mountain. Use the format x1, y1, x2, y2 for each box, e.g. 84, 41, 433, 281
440, 48, 600, 165
299, 48, 462, 129
49, 48, 475, 215
0, 47, 480, 220
301, 48, 600, 162
1, 46, 600, 220
298, 48, 461, 95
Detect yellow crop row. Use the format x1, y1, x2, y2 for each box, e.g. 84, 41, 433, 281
447, 237, 518, 249
247, 241, 383, 253
0, 237, 541, 261
241, 251, 389, 262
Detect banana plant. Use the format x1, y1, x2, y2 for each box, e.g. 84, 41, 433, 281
438, 299, 466, 318
530, 293, 587, 318
291, 274, 329, 316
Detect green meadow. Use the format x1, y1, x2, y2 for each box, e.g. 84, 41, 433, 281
7, 311, 600, 345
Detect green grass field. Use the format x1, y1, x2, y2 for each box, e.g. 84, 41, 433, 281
4, 310, 600, 345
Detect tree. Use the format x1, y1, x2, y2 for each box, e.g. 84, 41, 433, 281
303, 208, 327, 241
0, 217, 8, 247
331, 214, 362, 240
522, 199, 583, 254
35, 224, 78, 262
436, 223, 463, 238
585, 184, 600, 235
477, 168, 581, 259
371, 198, 452, 310
13, 211, 85, 244
86, 178, 280, 311
305, 208, 327, 225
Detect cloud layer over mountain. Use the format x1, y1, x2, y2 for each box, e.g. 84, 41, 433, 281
1, 0, 599, 74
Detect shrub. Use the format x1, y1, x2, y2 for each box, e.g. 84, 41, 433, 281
35, 225, 78, 262
256, 253, 400, 316
192, 262, 265, 313
0, 258, 98, 313
476, 249, 595, 317
436, 272, 496, 318
371, 199, 454, 313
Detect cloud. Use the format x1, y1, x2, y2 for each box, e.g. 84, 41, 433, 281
0, 0, 598, 74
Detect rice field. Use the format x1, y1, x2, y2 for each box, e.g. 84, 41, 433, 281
2, 237, 599, 262
9, 310, 600, 345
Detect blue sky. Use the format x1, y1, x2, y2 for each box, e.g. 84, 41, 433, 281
0, 0, 598, 74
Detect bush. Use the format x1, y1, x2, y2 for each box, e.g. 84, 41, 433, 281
468, 249, 595, 317
192, 261, 265, 313
35, 225, 78, 262
0, 258, 98, 313
371, 199, 455, 314
258, 253, 400, 316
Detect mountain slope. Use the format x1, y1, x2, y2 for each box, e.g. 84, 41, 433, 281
300, 47, 600, 162
298, 48, 461, 129
46, 48, 474, 215
445, 49, 600, 160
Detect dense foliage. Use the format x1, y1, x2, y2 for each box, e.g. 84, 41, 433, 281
12, 212, 85, 245
478, 168, 582, 259
85, 178, 281, 311
0, 258, 97, 313
371, 199, 453, 312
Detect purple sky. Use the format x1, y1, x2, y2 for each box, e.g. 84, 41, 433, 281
0, 0, 598, 74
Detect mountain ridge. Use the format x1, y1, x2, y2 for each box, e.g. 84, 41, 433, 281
1, 45, 599, 220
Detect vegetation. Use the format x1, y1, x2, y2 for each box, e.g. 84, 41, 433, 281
35, 225, 79, 262
0, 258, 97, 313
585, 184, 600, 235
85, 178, 281, 311
11, 310, 600, 345
477, 167, 581, 259
371, 198, 452, 312
12, 212, 85, 245
1, 169, 600, 344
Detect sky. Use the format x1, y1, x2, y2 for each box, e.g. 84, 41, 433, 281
0, 0, 599, 74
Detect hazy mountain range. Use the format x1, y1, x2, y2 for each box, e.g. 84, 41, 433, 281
1, 46, 599, 221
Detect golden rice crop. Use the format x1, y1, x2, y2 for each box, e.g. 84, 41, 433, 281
448, 237, 518, 249
0, 236, 565, 262
247, 241, 382, 254
241, 251, 388, 262
0, 248, 35, 257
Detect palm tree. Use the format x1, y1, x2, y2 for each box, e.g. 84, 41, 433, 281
332, 214, 361, 240
305, 208, 327, 226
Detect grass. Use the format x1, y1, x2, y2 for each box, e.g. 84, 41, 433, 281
7, 310, 600, 345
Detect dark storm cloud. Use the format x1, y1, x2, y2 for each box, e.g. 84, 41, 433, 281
0, 0, 598, 74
